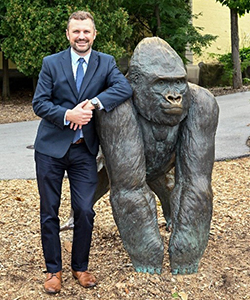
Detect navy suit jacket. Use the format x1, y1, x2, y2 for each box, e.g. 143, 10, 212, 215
33, 48, 132, 158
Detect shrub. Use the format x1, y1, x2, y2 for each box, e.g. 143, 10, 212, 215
217, 47, 250, 85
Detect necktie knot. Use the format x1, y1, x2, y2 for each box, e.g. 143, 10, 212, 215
78, 57, 85, 64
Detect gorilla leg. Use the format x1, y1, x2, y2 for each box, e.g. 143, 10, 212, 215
96, 100, 164, 274
168, 85, 219, 274
147, 172, 175, 231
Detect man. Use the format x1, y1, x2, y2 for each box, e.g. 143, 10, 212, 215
32, 11, 132, 294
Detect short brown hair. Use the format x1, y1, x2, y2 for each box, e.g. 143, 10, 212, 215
67, 11, 96, 30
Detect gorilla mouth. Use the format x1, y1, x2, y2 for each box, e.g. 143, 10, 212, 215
160, 103, 183, 115
162, 108, 183, 115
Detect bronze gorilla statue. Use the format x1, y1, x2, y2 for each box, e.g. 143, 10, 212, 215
62, 37, 219, 275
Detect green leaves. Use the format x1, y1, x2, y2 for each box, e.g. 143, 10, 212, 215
0, 0, 132, 77
1, 0, 70, 76
122, 0, 217, 62
216, 0, 250, 16
216, 46, 250, 85
171, 291, 188, 300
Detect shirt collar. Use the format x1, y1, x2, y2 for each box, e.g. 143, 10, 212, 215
70, 48, 91, 65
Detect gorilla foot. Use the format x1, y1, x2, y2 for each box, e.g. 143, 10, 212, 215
171, 262, 199, 275
135, 266, 162, 275
168, 230, 206, 275
125, 235, 164, 276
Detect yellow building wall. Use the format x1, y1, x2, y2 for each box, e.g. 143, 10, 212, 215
192, 0, 250, 64
0, 53, 16, 69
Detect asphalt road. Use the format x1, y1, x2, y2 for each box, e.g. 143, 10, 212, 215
215, 91, 250, 161
0, 92, 249, 180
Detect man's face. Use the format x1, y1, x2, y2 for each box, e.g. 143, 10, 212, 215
66, 18, 96, 56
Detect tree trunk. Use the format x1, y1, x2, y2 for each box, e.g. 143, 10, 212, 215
2, 52, 10, 101
155, 5, 161, 34
32, 76, 38, 93
230, 8, 242, 89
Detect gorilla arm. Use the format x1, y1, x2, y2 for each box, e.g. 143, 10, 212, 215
169, 84, 219, 274
95, 99, 164, 274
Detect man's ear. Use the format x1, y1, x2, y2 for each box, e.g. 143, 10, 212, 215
66, 29, 69, 40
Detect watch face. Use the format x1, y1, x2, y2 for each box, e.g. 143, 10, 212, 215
91, 98, 99, 109
92, 99, 98, 105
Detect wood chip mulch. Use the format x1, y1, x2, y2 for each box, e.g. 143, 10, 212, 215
0, 157, 249, 300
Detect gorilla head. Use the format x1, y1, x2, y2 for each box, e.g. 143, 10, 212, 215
127, 37, 191, 126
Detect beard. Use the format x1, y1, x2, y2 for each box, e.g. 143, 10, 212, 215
71, 39, 92, 54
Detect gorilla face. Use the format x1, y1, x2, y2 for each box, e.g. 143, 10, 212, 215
152, 77, 187, 115
128, 37, 191, 126
132, 75, 190, 126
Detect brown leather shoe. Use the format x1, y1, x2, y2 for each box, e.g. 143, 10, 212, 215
72, 270, 96, 288
44, 271, 62, 294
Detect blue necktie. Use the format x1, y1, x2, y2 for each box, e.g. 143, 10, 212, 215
76, 57, 85, 92
73, 57, 85, 143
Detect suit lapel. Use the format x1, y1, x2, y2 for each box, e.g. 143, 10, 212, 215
79, 50, 99, 100
60, 48, 78, 100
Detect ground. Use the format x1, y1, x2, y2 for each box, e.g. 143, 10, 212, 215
0, 86, 250, 300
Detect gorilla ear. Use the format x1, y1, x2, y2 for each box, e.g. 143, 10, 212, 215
128, 70, 140, 86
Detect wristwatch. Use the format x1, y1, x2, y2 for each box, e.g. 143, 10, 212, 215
91, 97, 101, 110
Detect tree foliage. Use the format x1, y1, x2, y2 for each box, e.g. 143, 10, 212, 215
0, 0, 8, 41
0, 0, 10, 100
216, 46, 250, 84
122, 0, 217, 61
1, 0, 132, 77
216, 0, 250, 88
216, 0, 250, 16
1, 0, 218, 78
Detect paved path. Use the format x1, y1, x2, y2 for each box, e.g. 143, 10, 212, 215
0, 92, 249, 180
215, 91, 250, 161
0, 120, 39, 179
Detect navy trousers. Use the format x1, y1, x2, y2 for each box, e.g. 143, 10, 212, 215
35, 142, 98, 273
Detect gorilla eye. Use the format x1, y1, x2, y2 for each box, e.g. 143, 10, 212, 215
176, 79, 186, 85
152, 79, 167, 91
174, 79, 187, 92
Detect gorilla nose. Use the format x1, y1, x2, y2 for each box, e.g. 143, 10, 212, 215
165, 93, 182, 106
